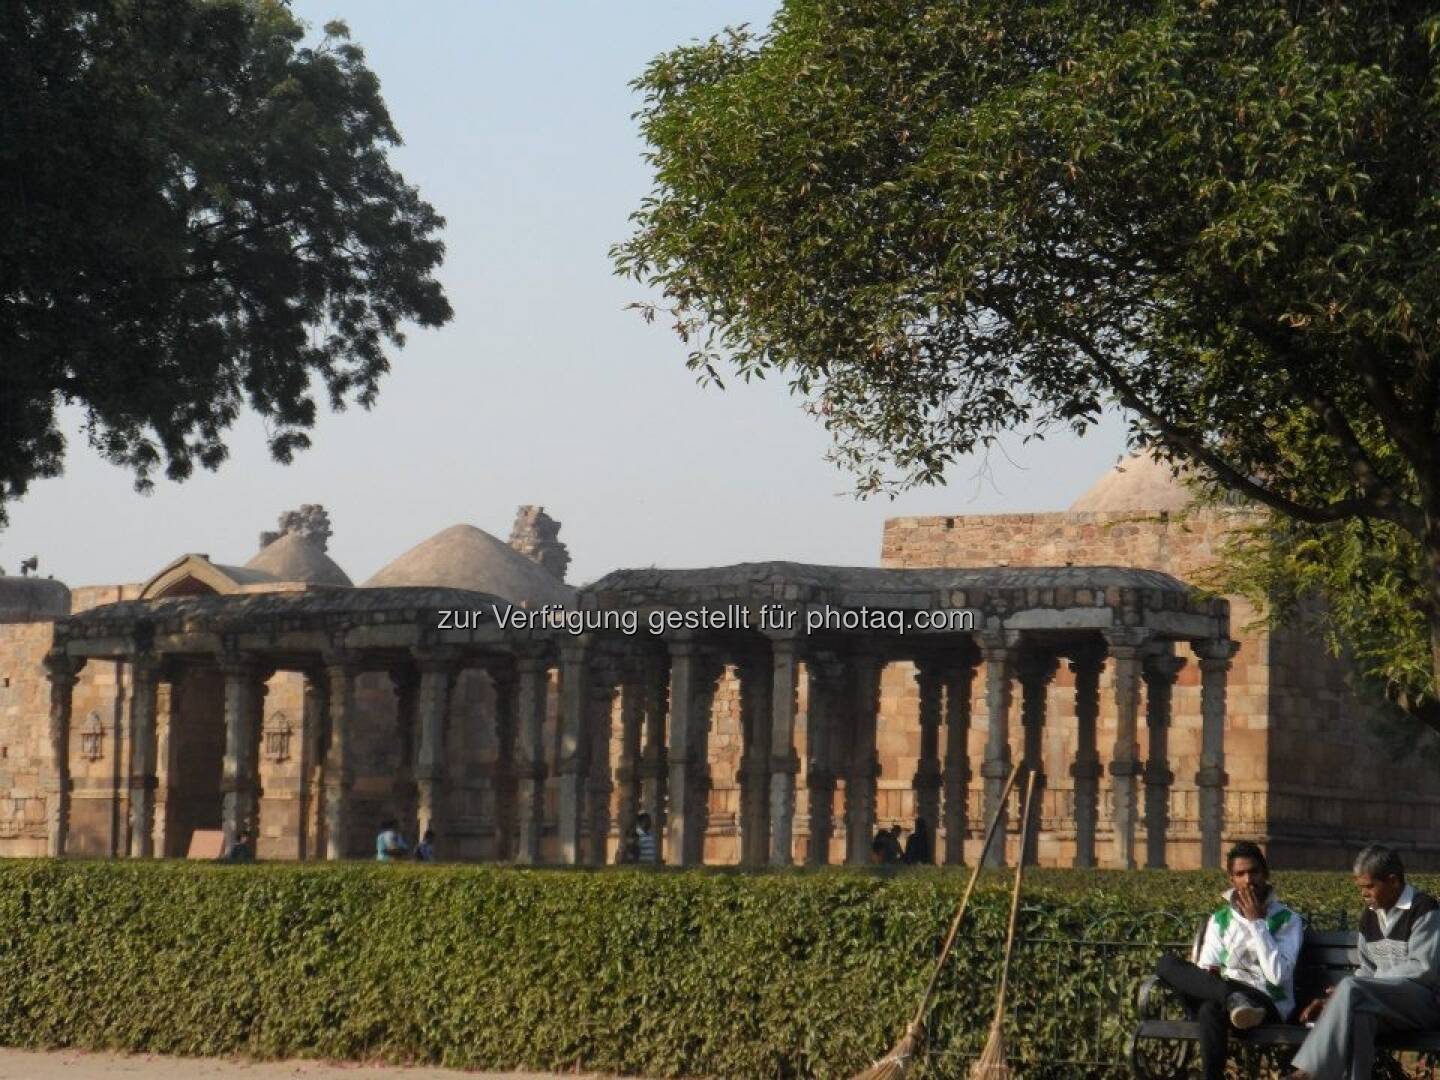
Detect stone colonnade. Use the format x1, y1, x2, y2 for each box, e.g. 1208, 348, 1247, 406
43, 567, 1235, 867
541, 627, 1236, 869
41, 639, 563, 862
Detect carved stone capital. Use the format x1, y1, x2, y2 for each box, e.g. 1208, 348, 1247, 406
1143, 763, 1175, 786
1070, 758, 1102, 781
913, 761, 943, 787
913, 657, 947, 686
1143, 652, 1187, 682
942, 762, 973, 785
1017, 651, 1059, 687
1067, 644, 1106, 678
319, 642, 359, 673
1196, 765, 1229, 788
1194, 638, 1240, 671
43, 650, 83, 688
977, 629, 1019, 662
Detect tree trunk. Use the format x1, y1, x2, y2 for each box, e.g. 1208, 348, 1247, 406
1420, 510, 1440, 735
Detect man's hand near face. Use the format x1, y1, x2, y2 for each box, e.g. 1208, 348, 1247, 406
1236, 883, 1267, 921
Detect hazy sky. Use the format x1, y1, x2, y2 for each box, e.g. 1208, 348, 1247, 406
5, 2, 1130, 590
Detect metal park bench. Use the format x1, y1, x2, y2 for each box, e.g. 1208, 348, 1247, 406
1128, 923, 1440, 1078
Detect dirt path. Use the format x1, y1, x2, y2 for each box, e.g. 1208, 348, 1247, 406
0, 1048, 639, 1080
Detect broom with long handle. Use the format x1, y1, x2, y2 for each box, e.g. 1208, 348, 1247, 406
968, 768, 1040, 1079
849, 761, 1024, 1080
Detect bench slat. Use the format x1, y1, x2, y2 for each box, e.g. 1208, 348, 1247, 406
1302, 948, 1360, 964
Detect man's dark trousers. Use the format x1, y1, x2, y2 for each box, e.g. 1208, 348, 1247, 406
1156, 952, 1280, 1080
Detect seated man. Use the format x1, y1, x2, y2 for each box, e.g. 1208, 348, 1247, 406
1155, 840, 1303, 1080
1287, 845, 1440, 1080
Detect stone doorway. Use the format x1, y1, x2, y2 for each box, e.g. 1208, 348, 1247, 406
160, 669, 225, 857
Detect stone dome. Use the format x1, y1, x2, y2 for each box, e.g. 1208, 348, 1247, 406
0, 576, 70, 623
244, 532, 353, 587
363, 524, 575, 605
1069, 452, 1195, 513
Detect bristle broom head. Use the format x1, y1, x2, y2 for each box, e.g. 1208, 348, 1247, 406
967, 1025, 1010, 1079
850, 1023, 922, 1080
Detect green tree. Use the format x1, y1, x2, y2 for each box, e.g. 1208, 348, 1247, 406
615, 0, 1440, 726
0, 0, 451, 521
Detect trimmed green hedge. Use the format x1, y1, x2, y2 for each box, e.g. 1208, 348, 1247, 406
0, 863, 1415, 1077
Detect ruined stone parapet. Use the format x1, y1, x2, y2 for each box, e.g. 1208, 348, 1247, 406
0, 576, 70, 624
509, 506, 570, 583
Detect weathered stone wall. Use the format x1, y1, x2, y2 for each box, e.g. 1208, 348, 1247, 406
0, 620, 57, 855
53, 585, 142, 858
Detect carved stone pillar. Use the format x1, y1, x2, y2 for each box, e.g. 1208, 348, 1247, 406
768, 638, 801, 866
1142, 649, 1185, 870
491, 666, 519, 861
152, 674, 178, 857
1017, 651, 1057, 866
323, 654, 357, 859
514, 649, 550, 865
844, 652, 884, 866
911, 659, 944, 860
1105, 629, 1150, 870
414, 652, 456, 850
737, 653, 774, 867
390, 666, 420, 842
43, 651, 82, 857
614, 664, 645, 857
979, 634, 1016, 868
1069, 646, 1103, 869
1195, 638, 1239, 868
942, 659, 976, 866
299, 669, 329, 861
638, 651, 669, 860
220, 655, 263, 853
556, 640, 591, 865
128, 657, 161, 858
665, 640, 720, 866
584, 669, 617, 866
804, 656, 844, 866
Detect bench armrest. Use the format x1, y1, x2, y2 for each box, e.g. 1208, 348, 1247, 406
1137, 974, 1186, 1021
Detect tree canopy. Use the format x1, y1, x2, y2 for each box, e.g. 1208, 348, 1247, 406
616, 0, 1440, 724
0, 0, 451, 522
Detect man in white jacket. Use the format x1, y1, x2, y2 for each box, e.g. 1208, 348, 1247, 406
1154, 840, 1304, 1080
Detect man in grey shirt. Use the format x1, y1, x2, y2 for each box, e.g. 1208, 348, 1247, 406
1286, 845, 1440, 1079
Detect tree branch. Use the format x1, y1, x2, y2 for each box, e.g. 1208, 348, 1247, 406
1342, 350, 1429, 466
1388, 685, 1440, 739
1057, 323, 1408, 527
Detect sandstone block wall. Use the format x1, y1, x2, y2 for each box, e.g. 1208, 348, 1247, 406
0, 620, 57, 855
